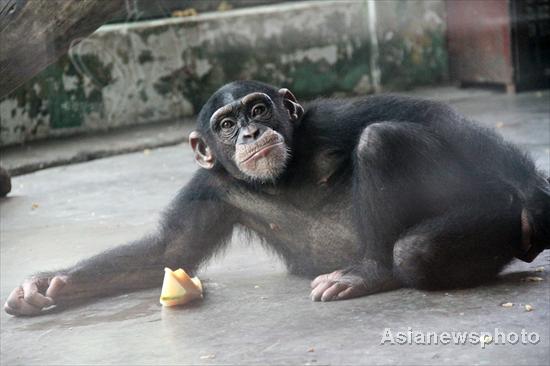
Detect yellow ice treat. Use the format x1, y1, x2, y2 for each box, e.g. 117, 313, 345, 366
191, 277, 203, 291
160, 268, 203, 307
173, 268, 203, 292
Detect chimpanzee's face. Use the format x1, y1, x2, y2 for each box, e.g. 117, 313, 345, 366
189, 81, 303, 182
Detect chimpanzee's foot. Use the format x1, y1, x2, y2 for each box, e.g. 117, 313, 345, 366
310, 270, 369, 302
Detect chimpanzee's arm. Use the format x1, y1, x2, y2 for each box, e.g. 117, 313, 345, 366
4, 170, 237, 315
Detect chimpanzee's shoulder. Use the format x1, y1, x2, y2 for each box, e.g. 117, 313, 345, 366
303, 94, 463, 133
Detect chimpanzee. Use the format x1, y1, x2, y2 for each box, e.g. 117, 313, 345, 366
5, 80, 550, 316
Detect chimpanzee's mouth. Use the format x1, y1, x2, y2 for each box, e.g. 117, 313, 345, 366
240, 142, 284, 164
238, 131, 285, 164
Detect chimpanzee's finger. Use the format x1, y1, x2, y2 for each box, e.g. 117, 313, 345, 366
321, 282, 348, 302
45, 276, 67, 299
22, 280, 54, 308
337, 286, 361, 300
310, 280, 334, 301
5, 287, 41, 316
5, 286, 24, 309
311, 274, 331, 288
4, 303, 17, 315
15, 300, 42, 315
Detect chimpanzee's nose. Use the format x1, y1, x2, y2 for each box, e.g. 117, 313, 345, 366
238, 124, 262, 144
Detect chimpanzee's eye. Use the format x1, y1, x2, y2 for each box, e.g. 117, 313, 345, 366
220, 119, 235, 130
251, 103, 267, 117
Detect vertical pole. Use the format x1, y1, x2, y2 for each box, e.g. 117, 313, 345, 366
366, 0, 381, 93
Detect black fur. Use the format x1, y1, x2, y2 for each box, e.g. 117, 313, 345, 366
32, 81, 550, 305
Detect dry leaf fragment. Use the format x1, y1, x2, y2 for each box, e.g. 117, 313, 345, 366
172, 8, 197, 17
523, 276, 544, 282
31, 203, 39, 209
217, 1, 232, 11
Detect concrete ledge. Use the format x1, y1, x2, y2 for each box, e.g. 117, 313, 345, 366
0, 0, 447, 146
0, 119, 193, 176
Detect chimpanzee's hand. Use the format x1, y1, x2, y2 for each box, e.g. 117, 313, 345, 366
310, 270, 369, 302
4, 276, 67, 316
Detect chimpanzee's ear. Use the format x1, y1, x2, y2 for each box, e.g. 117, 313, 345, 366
278, 88, 304, 123
189, 131, 215, 169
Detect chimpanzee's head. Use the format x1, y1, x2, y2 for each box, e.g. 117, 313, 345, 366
189, 81, 303, 182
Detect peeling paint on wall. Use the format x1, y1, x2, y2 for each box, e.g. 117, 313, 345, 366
375, 0, 448, 90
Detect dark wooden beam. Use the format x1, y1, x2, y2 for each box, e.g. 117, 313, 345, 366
0, 0, 126, 98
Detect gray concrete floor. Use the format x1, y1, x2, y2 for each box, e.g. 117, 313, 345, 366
1, 87, 549, 365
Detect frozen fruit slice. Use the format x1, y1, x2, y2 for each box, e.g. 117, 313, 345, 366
159, 268, 187, 307
191, 277, 202, 292
172, 268, 203, 293
160, 267, 203, 306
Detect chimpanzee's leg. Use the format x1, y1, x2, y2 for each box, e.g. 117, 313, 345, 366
311, 121, 520, 301
393, 203, 517, 289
